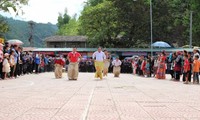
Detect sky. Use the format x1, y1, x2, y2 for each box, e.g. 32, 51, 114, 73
0, 0, 87, 24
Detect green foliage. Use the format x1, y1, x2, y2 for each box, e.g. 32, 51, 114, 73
78, 0, 200, 47
4, 17, 57, 47
0, 0, 28, 14
110, 0, 150, 47
57, 10, 71, 29
0, 15, 9, 36
87, 0, 104, 6
80, 1, 120, 47
57, 18, 79, 36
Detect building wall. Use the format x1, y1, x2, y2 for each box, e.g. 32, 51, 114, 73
46, 42, 86, 48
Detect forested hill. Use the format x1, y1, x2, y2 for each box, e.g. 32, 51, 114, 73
4, 17, 58, 47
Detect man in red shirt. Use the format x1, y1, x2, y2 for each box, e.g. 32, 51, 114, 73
67, 47, 82, 80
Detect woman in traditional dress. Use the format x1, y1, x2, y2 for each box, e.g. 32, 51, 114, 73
156, 52, 166, 79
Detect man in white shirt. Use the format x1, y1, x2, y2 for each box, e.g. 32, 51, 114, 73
112, 56, 122, 77
92, 47, 106, 80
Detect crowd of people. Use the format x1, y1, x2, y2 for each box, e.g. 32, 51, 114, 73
131, 49, 200, 84
1, 42, 199, 84
0, 42, 55, 80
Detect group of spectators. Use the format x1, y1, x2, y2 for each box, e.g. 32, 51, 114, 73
131, 49, 200, 84
0, 42, 55, 80
1, 41, 199, 84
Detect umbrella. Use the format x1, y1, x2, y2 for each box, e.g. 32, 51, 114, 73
7, 39, 24, 45
151, 41, 171, 48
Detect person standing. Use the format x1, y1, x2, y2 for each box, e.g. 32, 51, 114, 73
156, 53, 166, 79
9, 50, 15, 78
2, 53, 10, 79
44, 55, 49, 72
103, 50, 110, 76
112, 57, 122, 77
34, 54, 40, 74
141, 58, 147, 77
0, 45, 3, 79
18, 47, 23, 76
92, 47, 106, 80
174, 51, 182, 81
153, 56, 159, 77
193, 55, 200, 84
183, 55, 191, 84
12, 45, 19, 78
188, 52, 193, 82
67, 47, 82, 80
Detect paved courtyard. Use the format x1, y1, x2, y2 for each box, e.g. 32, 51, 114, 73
0, 72, 200, 120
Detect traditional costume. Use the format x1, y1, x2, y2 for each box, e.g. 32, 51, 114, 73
156, 57, 166, 79
93, 51, 106, 80
112, 58, 122, 77
67, 51, 81, 80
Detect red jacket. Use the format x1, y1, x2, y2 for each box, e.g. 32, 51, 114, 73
54, 58, 65, 66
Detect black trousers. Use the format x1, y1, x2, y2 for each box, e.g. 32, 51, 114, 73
10, 66, 15, 77
35, 64, 39, 73
183, 71, 192, 82
18, 64, 23, 76
175, 71, 181, 81
28, 63, 33, 73
170, 70, 174, 79
14, 63, 19, 77
0, 62, 3, 79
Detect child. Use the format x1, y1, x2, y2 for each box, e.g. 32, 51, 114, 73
145, 59, 150, 77
3, 53, 10, 79
9, 50, 15, 78
183, 55, 190, 84
193, 55, 200, 84
141, 58, 146, 77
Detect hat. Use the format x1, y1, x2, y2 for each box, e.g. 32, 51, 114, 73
4, 53, 9, 56
193, 47, 199, 51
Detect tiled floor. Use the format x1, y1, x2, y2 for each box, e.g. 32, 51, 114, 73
0, 72, 199, 120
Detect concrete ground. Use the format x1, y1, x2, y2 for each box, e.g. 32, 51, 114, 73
0, 72, 200, 120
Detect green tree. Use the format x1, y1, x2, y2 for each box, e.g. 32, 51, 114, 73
0, 0, 28, 13
110, 0, 150, 47
79, 0, 200, 47
57, 8, 71, 29
0, 0, 28, 38
80, 1, 121, 47
0, 15, 9, 36
57, 18, 79, 36
87, 0, 104, 6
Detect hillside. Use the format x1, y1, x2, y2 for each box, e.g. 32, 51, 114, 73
4, 17, 58, 47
